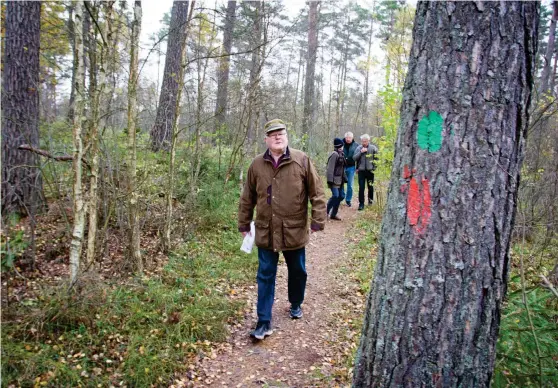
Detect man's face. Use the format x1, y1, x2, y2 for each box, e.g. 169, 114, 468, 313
362, 139, 370, 147
345, 135, 353, 144
265, 130, 288, 153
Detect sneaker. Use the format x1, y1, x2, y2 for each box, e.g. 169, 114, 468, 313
250, 322, 273, 340
330, 215, 342, 221
358, 204, 364, 211
345, 201, 351, 207
290, 305, 303, 319
368, 199, 373, 205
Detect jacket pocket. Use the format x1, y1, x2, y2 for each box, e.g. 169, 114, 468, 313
282, 219, 308, 249
254, 220, 270, 247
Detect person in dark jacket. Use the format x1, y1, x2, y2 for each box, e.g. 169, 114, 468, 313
343, 132, 359, 207
326, 138, 346, 221
354, 134, 379, 210
238, 119, 326, 340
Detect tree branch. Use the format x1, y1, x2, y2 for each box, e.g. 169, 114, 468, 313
18, 144, 90, 168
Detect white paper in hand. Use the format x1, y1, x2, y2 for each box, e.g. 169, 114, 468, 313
240, 221, 255, 254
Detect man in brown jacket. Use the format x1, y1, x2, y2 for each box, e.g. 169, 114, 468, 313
238, 119, 326, 340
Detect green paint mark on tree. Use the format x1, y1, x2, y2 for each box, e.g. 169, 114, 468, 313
417, 111, 443, 152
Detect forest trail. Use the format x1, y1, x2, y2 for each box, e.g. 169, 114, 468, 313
188, 204, 365, 387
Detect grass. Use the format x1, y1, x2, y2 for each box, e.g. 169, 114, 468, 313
1, 180, 258, 387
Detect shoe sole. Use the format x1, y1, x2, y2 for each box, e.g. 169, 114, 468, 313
290, 312, 303, 319
250, 329, 273, 340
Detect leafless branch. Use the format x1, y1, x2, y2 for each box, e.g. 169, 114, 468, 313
18, 144, 90, 169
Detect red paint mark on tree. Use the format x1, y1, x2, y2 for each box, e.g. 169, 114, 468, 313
417, 177, 432, 233
407, 177, 421, 225
403, 165, 412, 179
406, 175, 432, 234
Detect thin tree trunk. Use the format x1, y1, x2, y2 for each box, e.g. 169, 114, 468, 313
85, 2, 112, 268
127, 0, 142, 272
1, 1, 45, 217
245, 1, 263, 155
193, 7, 217, 192
293, 46, 303, 131
69, 1, 87, 287
353, 2, 539, 386
214, 0, 236, 130
150, 0, 190, 151
302, 1, 319, 149
541, 1, 558, 95
363, 4, 376, 127
552, 50, 558, 94
67, 2, 76, 122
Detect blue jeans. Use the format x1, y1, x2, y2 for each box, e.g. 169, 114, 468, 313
327, 186, 345, 217
344, 166, 356, 204
256, 247, 307, 323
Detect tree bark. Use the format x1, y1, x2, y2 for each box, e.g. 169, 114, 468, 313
85, 1, 113, 268
362, 6, 376, 128
541, 2, 558, 95
69, 1, 87, 287
302, 1, 319, 149
127, 0, 142, 272
1, 1, 45, 217
67, 2, 76, 122
214, 1, 236, 130
150, 0, 189, 151
245, 1, 263, 155
353, 2, 539, 387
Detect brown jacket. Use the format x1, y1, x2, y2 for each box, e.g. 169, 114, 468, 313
238, 147, 326, 252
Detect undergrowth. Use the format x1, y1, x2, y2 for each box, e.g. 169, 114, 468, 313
1, 179, 258, 387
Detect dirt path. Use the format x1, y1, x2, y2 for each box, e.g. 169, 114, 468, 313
186, 204, 363, 387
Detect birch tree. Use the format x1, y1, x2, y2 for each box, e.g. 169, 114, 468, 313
127, 0, 142, 272
541, 1, 558, 95
69, 1, 87, 286
353, 2, 539, 386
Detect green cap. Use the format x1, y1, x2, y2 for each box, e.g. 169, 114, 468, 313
264, 119, 287, 134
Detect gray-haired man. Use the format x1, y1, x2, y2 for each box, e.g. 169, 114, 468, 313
353, 134, 378, 210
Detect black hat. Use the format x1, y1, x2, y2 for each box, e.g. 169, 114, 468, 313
333, 138, 343, 148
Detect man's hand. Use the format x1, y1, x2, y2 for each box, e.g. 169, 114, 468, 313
241, 231, 249, 238
361, 147, 368, 153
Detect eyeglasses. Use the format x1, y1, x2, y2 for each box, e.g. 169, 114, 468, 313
267, 132, 287, 139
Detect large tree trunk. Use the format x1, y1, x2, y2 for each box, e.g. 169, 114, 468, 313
127, 0, 142, 272
1, 1, 45, 217
353, 2, 539, 387
150, 0, 189, 151
69, 1, 87, 287
214, 1, 236, 130
541, 1, 558, 95
302, 1, 319, 151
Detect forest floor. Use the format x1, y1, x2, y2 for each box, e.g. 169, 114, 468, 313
181, 204, 371, 388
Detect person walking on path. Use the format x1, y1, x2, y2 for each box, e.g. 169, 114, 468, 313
238, 119, 327, 340
343, 132, 359, 207
326, 138, 346, 221
354, 134, 379, 211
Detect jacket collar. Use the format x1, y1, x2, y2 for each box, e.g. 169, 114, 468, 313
264, 146, 291, 168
